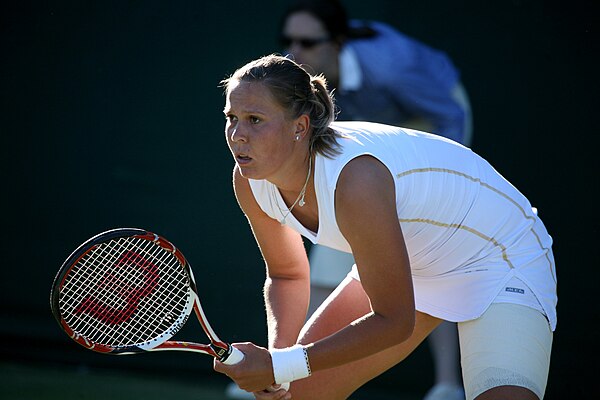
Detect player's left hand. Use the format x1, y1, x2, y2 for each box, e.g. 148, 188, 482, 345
253, 384, 292, 400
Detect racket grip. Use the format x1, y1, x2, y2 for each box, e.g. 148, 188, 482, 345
222, 345, 245, 365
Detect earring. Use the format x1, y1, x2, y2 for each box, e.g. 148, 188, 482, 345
294, 134, 301, 141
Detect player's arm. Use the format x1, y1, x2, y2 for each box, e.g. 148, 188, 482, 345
305, 155, 415, 370
232, 165, 310, 349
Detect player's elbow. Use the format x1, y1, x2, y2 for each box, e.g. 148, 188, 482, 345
392, 310, 416, 343
374, 307, 415, 346
402, 315, 416, 342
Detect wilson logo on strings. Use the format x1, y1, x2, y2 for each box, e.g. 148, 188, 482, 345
74, 251, 159, 324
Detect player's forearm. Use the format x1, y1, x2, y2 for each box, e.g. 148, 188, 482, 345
264, 275, 310, 349
306, 308, 414, 372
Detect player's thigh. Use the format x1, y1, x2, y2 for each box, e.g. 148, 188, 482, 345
291, 276, 442, 400
300, 275, 370, 341
459, 303, 553, 400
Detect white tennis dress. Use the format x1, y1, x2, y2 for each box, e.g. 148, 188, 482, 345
249, 121, 557, 330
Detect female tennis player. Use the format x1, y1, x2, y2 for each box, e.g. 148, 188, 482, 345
214, 54, 557, 400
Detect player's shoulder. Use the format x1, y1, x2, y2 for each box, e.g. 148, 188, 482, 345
337, 155, 393, 197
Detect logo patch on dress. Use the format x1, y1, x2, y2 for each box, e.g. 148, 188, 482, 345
505, 287, 525, 294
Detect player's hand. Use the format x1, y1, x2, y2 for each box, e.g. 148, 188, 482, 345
214, 342, 276, 393
253, 384, 292, 400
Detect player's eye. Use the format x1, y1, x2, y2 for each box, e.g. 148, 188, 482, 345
249, 116, 261, 124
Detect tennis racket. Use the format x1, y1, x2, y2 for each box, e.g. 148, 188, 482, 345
50, 228, 244, 365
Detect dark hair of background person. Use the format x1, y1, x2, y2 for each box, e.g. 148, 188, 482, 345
279, 0, 377, 44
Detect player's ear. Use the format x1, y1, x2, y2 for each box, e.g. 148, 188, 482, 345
293, 114, 310, 141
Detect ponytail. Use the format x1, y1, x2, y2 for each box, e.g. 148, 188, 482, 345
307, 75, 340, 157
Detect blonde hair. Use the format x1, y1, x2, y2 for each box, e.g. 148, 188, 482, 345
221, 54, 341, 158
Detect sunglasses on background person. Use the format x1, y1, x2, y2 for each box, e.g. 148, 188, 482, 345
280, 35, 331, 49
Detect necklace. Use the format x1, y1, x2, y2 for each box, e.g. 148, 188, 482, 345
279, 156, 312, 224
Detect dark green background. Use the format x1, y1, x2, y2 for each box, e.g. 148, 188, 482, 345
1, 1, 596, 398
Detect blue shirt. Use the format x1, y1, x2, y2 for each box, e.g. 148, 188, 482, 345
337, 21, 470, 144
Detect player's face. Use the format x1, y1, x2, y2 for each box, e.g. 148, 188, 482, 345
281, 11, 339, 82
224, 81, 299, 181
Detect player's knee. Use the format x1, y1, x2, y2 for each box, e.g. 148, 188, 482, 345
473, 383, 539, 400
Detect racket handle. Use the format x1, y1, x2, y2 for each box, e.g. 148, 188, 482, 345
222, 345, 245, 365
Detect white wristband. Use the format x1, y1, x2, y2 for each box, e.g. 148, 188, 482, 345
270, 345, 312, 384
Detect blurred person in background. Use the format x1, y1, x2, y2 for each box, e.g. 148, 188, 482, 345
226, 1, 472, 399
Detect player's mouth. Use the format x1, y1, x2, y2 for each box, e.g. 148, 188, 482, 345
236, 153, 252, 165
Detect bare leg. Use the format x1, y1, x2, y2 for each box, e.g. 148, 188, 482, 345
475, 386, 539, 400
306, 245, 355, 320
309, 251, 463, 399
290, 276, 442, 400
309, 280, 463, 399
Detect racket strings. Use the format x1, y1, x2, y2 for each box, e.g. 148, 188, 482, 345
63, 238, 151, 344
78, 238, 186, 346
126, 241, 188, 342
59, 236, 190, 348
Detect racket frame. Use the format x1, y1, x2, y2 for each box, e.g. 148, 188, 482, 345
50, 228, 237, 362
